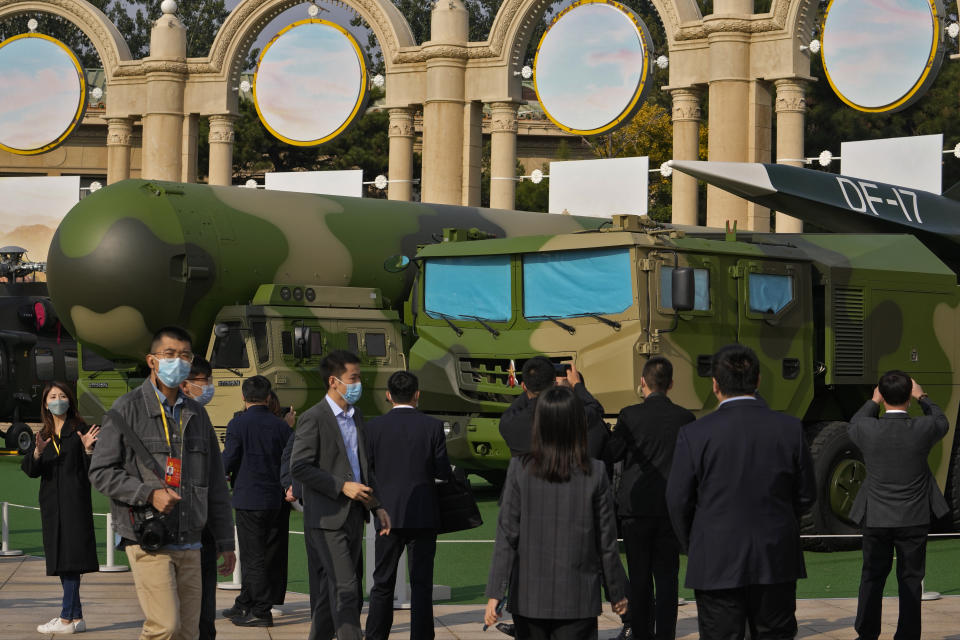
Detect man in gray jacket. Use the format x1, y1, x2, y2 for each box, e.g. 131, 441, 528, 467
90, 326, 235, 640
848, 371, 949, 640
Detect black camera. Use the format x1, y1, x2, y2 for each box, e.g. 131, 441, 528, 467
131, 506, 174, 552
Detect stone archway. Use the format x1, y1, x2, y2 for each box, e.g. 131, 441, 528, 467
0, 0, 132, 78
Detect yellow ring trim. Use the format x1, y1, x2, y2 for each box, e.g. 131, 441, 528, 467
0, 33, 87, 156
533, 0, 650, 136
253, 19, 368, 147
821, 0, 942, 113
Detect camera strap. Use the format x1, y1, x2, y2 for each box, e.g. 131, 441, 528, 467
105, 409, 167, 484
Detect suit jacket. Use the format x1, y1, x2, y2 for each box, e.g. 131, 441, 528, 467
364, 407, 452, 529
280, 435, 301, 500
848, 398, 949, 528
485, 458, 628, 619
666, 397, 816, 590
291, 396, 381, 530
605, 393, 696, 519
222, 405, 292, 510
499, 382, 609, 459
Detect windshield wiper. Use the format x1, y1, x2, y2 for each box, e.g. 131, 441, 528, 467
225, 367, 244, 377
434, 313, 464, 337
584, 313, 621, 330
464, 315, 500, 337
529, 316, 576, 335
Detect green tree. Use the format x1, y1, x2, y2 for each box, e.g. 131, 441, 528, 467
105, 0, 228, 59
1, 1, 112, 67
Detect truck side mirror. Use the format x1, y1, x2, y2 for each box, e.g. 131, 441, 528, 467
294, 326, 311, 359
672, 267, 696, 311
213, 323, 229, 339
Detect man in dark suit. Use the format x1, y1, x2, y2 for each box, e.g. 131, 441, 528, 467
364, 371, 451, 640
666, 344, 816, 640
848, 371, 949, 640
281, 425, 335, 640
606, 356, 695, 640
292, 350, 391, 640
499, 356, 608, 459
221, 374, 293, 627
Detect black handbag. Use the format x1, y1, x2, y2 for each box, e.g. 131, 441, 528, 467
437, 467, 483, 534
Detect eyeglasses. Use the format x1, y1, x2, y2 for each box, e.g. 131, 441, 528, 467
151, 350, 195, 363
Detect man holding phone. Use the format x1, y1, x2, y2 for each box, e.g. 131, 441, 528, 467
499, 356, 609, 459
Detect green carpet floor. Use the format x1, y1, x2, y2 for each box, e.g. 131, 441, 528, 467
3, 454, 959, 603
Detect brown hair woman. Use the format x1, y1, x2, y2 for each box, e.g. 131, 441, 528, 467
21, 381, 100, 634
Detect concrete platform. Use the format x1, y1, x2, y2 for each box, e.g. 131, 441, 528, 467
3, 555, 960, 639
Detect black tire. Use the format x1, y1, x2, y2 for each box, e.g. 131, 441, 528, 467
5, 422, 34, 454
801, 421, 864, 551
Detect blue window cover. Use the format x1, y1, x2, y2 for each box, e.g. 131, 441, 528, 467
660, 267, 711, 311
424, 256, 512, 321
748, 273, 793, 314
523, 248, 633, 319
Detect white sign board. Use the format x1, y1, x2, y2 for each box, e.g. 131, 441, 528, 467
0, 175, 80, 262
548, 157, 648, 217
264, 170, 363, 197
841, 134, 942, 194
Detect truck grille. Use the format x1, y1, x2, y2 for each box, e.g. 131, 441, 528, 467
457, 356, 572, 403
832, 287, 865, 377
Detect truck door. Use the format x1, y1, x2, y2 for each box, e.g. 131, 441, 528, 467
733, 259, 813, 414
207, 321, 257, 428
339, 323, 405, 417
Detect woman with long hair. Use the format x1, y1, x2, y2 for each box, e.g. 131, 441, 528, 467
22, 381, 100, 635
485, 385, 628, 639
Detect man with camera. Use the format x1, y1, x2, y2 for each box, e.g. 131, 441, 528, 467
90, 326, 236, 640
499, 356, 609, 460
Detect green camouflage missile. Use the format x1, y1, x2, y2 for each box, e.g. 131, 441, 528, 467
46, 179, 606, 361
669, 160, 960, 272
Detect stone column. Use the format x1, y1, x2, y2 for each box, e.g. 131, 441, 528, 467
207, 114, 236, 186
387, 107, 415, 201
489, 101, 519, 210
181, 113, 198, 183
462, 101, 482, 206
421, 0, 468, 205
774, 79, 807, 233
141, 4, 187, 181
670, 88, 701, 226
106, 117, 133, 184
704, 1, 752, 229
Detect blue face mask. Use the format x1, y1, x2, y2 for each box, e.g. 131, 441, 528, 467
47, 399, 69, 416
157, 358, 191, 388
336, 378, 362, 405
196, 384, 215, 406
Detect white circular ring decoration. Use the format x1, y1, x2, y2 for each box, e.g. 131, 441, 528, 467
373, 174, 388, 190
821, 0, 946, 113
27, 18, 38, 31
533, 0, 653, 136
253, 19, 368, 147
0, 34, 87, 155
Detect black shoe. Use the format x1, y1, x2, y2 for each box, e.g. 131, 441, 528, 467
615, 624, 633, 640
232, 612, 273, 627
496, 622, 516, 637
221, 605, 248, 619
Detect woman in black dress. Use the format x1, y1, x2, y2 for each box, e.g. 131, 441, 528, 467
22, 381, 100, 635
485, 385, 629, 639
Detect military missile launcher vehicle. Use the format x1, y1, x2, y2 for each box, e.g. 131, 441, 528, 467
46, 179, 605, 433
0, 248, 76, 453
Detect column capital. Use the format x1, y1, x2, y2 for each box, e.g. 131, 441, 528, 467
208, 114, 237, 143
774, 79, 808, 113
489, 102, 519, 134
670, 88, 702, 122
388, 107, 416, 138
106, 117, 134, 146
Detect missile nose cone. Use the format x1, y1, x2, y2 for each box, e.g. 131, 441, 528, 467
47, 181, 204, 359
670, 161, 777, 198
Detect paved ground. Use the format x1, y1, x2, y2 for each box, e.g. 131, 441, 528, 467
3, 555, 960, 639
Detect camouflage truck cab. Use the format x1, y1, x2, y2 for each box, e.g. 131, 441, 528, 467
202, 284, 408, 442
410, 215, 960, 536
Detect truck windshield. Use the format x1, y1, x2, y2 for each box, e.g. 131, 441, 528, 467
424, 255, 512, 322
523, 247, 633, 319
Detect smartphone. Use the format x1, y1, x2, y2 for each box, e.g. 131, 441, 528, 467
553, 363, 571, 376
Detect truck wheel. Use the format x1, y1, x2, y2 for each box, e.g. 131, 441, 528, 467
5, 422, 34, 454
942, 423, 960, 531
801, 421, 864, 550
